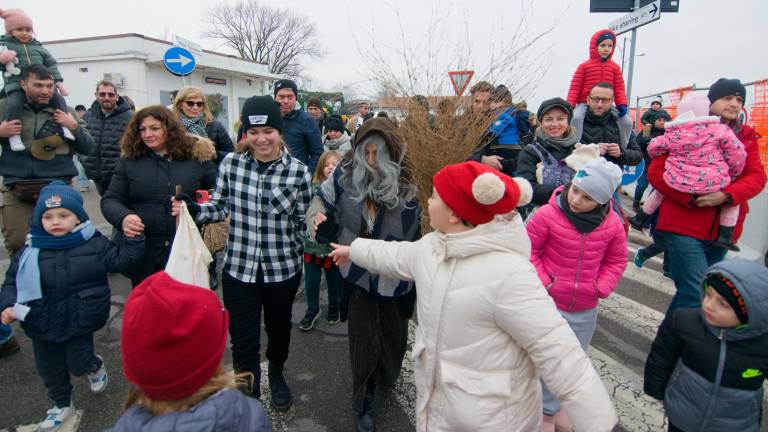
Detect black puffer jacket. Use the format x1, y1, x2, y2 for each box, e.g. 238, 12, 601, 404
0, 233, 145, 342
82, 97, 134, 182
581, 110, 643, 167
516, 136, 576, 205
203, 121, 234, 164
100, 140, 217, 279
644, 260, 768, 432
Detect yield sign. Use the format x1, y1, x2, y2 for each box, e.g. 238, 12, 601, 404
448, 70, 475, 97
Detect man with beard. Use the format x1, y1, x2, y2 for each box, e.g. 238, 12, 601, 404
307, 118, 420, 432
576, 82, 642, 169
0, 64, 94, 256
82, 80, 134, 195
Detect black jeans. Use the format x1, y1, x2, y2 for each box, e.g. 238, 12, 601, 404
221, 268, 301, 375
32, 334, 101, 407
6, 89, 67, 122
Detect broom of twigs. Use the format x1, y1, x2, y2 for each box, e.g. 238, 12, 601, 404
398, 98, 495, 234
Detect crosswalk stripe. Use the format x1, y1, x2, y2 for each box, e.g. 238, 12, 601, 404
589, 347, 667, 432
622, 263, 676, 297
627, 244, 665, 266
600, 292, 665, 343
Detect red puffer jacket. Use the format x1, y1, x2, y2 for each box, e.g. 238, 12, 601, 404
648, 124, 766, 242
567, 29, 628, 107
527, 186, 628, 312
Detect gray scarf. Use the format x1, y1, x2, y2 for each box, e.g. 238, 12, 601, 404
324, 134, 350, 151
180, 113, 208, 138
536, 127, 578, 149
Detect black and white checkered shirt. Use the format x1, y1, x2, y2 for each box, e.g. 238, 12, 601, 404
196, 151, 311, 283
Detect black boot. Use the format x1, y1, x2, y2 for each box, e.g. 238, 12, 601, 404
629, 209, 650, 231
268, 363, 293, 411
712, 226, 740, 252
235, 369, 260, 400
355, 382, 376, 432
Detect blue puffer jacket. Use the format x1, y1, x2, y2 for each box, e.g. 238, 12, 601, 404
282, 109, 323, 174
106, 388, 272, 432
0, 233, 145, 342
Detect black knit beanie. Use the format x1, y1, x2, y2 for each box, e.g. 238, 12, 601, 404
704, 273, 749, 325
707, 78, 746, 104
273, 79, 298, 97
596, 32, 615, 46
238, 96, 283, 140
537, 97, 573, 123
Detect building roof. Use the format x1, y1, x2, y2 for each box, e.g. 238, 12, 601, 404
44, 33, 283, 81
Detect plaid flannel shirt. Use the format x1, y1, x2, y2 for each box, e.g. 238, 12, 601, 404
197, 151, 312, 283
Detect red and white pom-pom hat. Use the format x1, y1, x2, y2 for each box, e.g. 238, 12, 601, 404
433, 161, 532, 226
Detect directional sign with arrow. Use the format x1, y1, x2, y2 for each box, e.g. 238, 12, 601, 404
609, 0, 661, 35
163, 46, 197, 76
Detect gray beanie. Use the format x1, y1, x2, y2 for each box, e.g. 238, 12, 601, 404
571, 157, 623, 205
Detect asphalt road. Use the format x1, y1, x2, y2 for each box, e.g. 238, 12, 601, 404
0, 186, 413, 432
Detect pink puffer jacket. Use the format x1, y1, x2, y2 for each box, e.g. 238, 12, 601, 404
526, 186, 627, 312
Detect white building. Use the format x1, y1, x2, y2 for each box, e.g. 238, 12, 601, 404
43, 33, 282, 133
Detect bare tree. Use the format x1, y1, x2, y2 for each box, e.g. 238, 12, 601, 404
203, 0, 323, 78
351, 1, 565, 232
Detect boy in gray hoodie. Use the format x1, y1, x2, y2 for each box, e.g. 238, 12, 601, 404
644, 259, 768, 432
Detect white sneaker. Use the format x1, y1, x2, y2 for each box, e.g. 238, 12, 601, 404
87, 355, 108, 393
61, 127, 75, 141
37, 404, 75, 432
9, 135, 24, 151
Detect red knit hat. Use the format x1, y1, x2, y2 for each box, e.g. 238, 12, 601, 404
0, 9, 33, 34
432, 161, 532, 226
121, 271, 229, 401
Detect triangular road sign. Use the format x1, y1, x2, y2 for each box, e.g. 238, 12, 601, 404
448, 70, 475, 96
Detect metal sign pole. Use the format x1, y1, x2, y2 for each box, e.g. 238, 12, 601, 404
625, 0, 640, 105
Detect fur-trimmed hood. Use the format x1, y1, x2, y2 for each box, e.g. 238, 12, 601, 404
189, 135, 217, 162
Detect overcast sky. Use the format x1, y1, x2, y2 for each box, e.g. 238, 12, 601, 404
7, 0, 768, 109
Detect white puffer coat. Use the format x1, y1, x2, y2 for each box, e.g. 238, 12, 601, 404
350, 216, 617, 432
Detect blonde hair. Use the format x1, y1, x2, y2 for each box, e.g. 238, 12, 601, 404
121, 367, 250, 416
313, 151, 342, 184
172, 86, 214, 125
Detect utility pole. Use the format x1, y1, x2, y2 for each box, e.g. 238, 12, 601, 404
625, 0, 640, 103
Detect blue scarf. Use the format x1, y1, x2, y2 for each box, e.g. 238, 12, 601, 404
16, 221, 96, 304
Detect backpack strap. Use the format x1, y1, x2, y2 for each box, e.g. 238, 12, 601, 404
529, 142, 555, 165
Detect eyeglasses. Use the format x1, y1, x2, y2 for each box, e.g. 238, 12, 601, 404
588, 96, 614, 104
185, 101, 205, 108
97, 92, 116, 98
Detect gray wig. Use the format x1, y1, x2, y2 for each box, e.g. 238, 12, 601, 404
342, 134, 417, 230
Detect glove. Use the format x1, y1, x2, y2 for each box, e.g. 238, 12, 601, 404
315, 215, 339, 244
55, 82, 69, 97
174, 193, 200, 218
617, 104, 628, 118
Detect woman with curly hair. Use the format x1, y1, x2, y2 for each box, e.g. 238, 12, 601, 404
101, 105, 218, 286
171, 86, 234, 164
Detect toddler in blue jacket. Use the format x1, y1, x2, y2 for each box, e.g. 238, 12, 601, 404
0, 181, 144, 432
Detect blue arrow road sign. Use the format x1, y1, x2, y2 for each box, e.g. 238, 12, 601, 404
163, 47, 196, 76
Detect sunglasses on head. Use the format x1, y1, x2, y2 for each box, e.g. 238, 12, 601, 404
98, 92, 116, 98
185, 101, 205, 108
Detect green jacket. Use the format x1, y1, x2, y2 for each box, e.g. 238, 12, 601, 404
303, 183, 333, 257
0, 98, 94, 186
640, 107, 669, 126
0, 35, 64, 94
